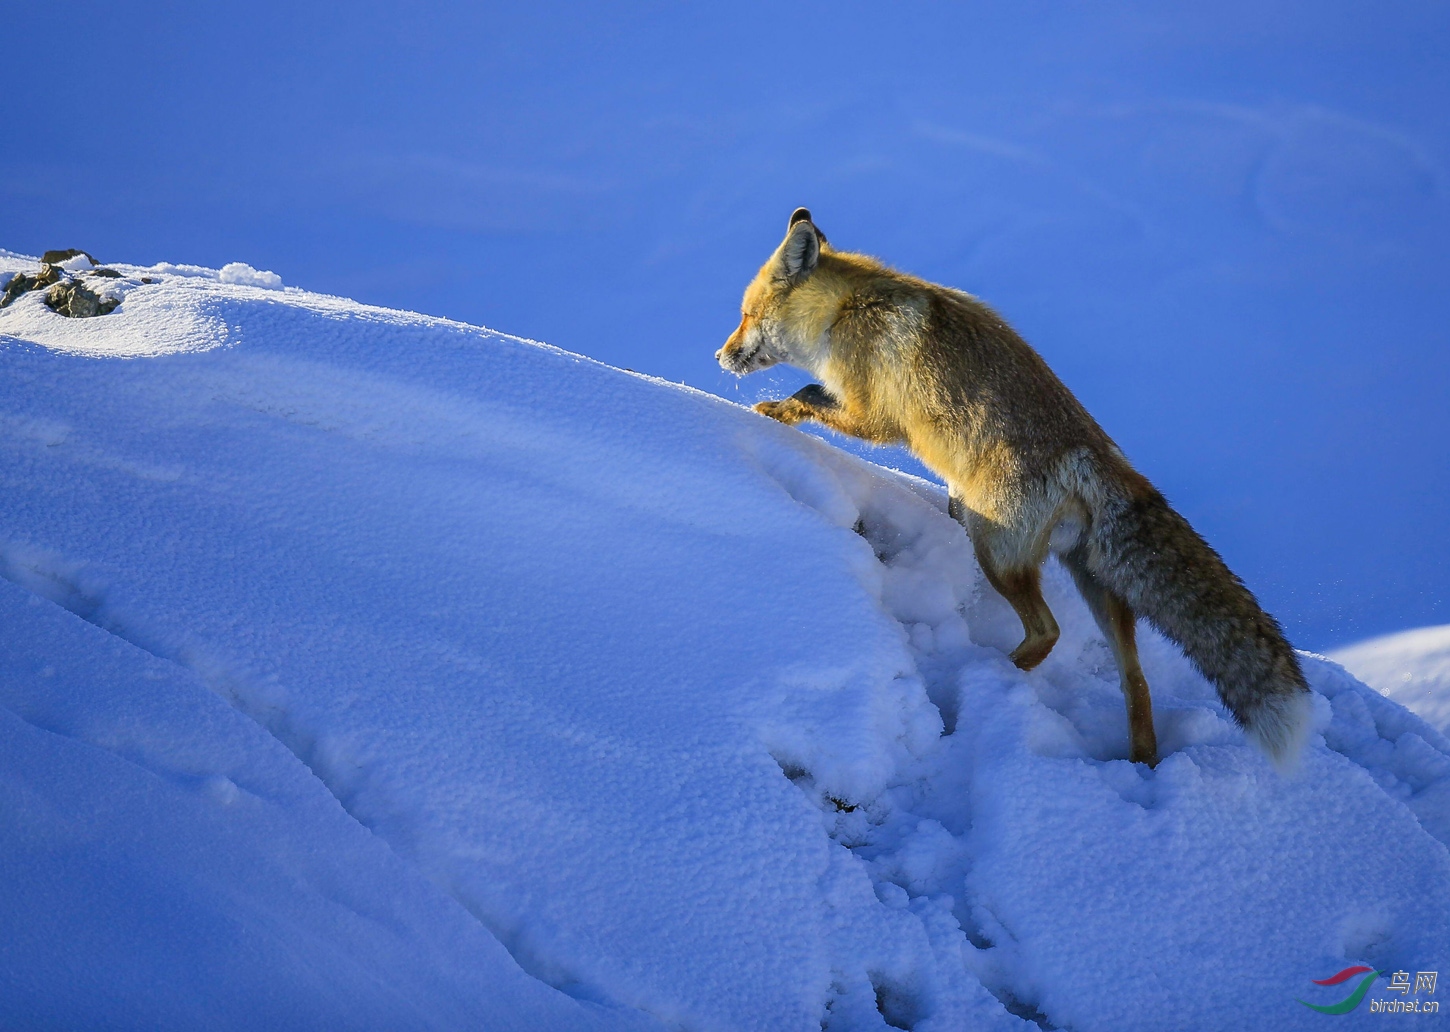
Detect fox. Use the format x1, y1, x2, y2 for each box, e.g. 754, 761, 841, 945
717, 208, 1312, 768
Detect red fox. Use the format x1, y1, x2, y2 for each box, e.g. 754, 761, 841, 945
717, 208, 1312, 768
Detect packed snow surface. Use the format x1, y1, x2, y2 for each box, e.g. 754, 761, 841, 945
1333, 625, 1450, 738
2, 254, 1448, 1031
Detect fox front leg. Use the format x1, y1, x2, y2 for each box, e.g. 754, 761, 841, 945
754, 384, 885, 442
753, 383, 837, 425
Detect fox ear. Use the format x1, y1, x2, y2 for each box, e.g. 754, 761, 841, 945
779, 219, 820, 282
787, 207, 827, 244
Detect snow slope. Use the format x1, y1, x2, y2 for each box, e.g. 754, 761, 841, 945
1333, 626, 1450, 739
0, 577, 652, 1032
2, 254, 1448, 1031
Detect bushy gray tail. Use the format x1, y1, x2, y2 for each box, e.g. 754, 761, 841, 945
1086, 486, 1312, 767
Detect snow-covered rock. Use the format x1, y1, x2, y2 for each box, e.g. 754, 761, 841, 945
1, 252, 1446, 1031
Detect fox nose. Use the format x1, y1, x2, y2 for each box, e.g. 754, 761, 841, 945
714, 346, 725, 362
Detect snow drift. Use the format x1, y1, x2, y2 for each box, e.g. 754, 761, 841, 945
1, 252, 1447, 1031
1333, 625, 1450, 738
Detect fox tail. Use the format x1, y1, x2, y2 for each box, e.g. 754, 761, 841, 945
1084, 483, 1313, 767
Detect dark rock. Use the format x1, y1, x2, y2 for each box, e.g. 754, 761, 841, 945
44, 279, 119, 318
90, 267, 122, 278
1, 273, 32, 308
40, 248, 97, 267
0, 263, 61, 308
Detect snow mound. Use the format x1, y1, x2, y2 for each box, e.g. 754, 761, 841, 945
218, 261, 284, 289
1332, 625, 1450, 737
1, 251, 1447, 1031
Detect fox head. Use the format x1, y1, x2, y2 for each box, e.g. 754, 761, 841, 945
716, 208, 829, 375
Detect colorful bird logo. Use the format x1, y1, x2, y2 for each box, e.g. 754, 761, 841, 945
1298, 966, 1379, 1014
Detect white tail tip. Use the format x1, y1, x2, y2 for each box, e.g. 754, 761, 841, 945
1245, 690, 1314, 773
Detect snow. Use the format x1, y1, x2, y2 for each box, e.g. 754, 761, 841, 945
2, 252, 1448, 1030
218, 261, 284, 289
54, 253, 96, 273
1332, 626, 1450, 738
0, 576, 648, 1032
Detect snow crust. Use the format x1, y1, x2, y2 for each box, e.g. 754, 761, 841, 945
1333, 625, 1450, 737
2, 253, 1447, 1030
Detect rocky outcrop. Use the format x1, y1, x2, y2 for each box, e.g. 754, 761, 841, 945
1, 250, 122, 317
1, 264, 61, 308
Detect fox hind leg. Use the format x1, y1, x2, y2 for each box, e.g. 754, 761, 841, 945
954, 500, 1060, 671
983, 561, 1060, 672
1062, 548, 1159, 766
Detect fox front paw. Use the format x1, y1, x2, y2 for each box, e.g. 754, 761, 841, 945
754, 385, 836, 426
753, 398, 807, 425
